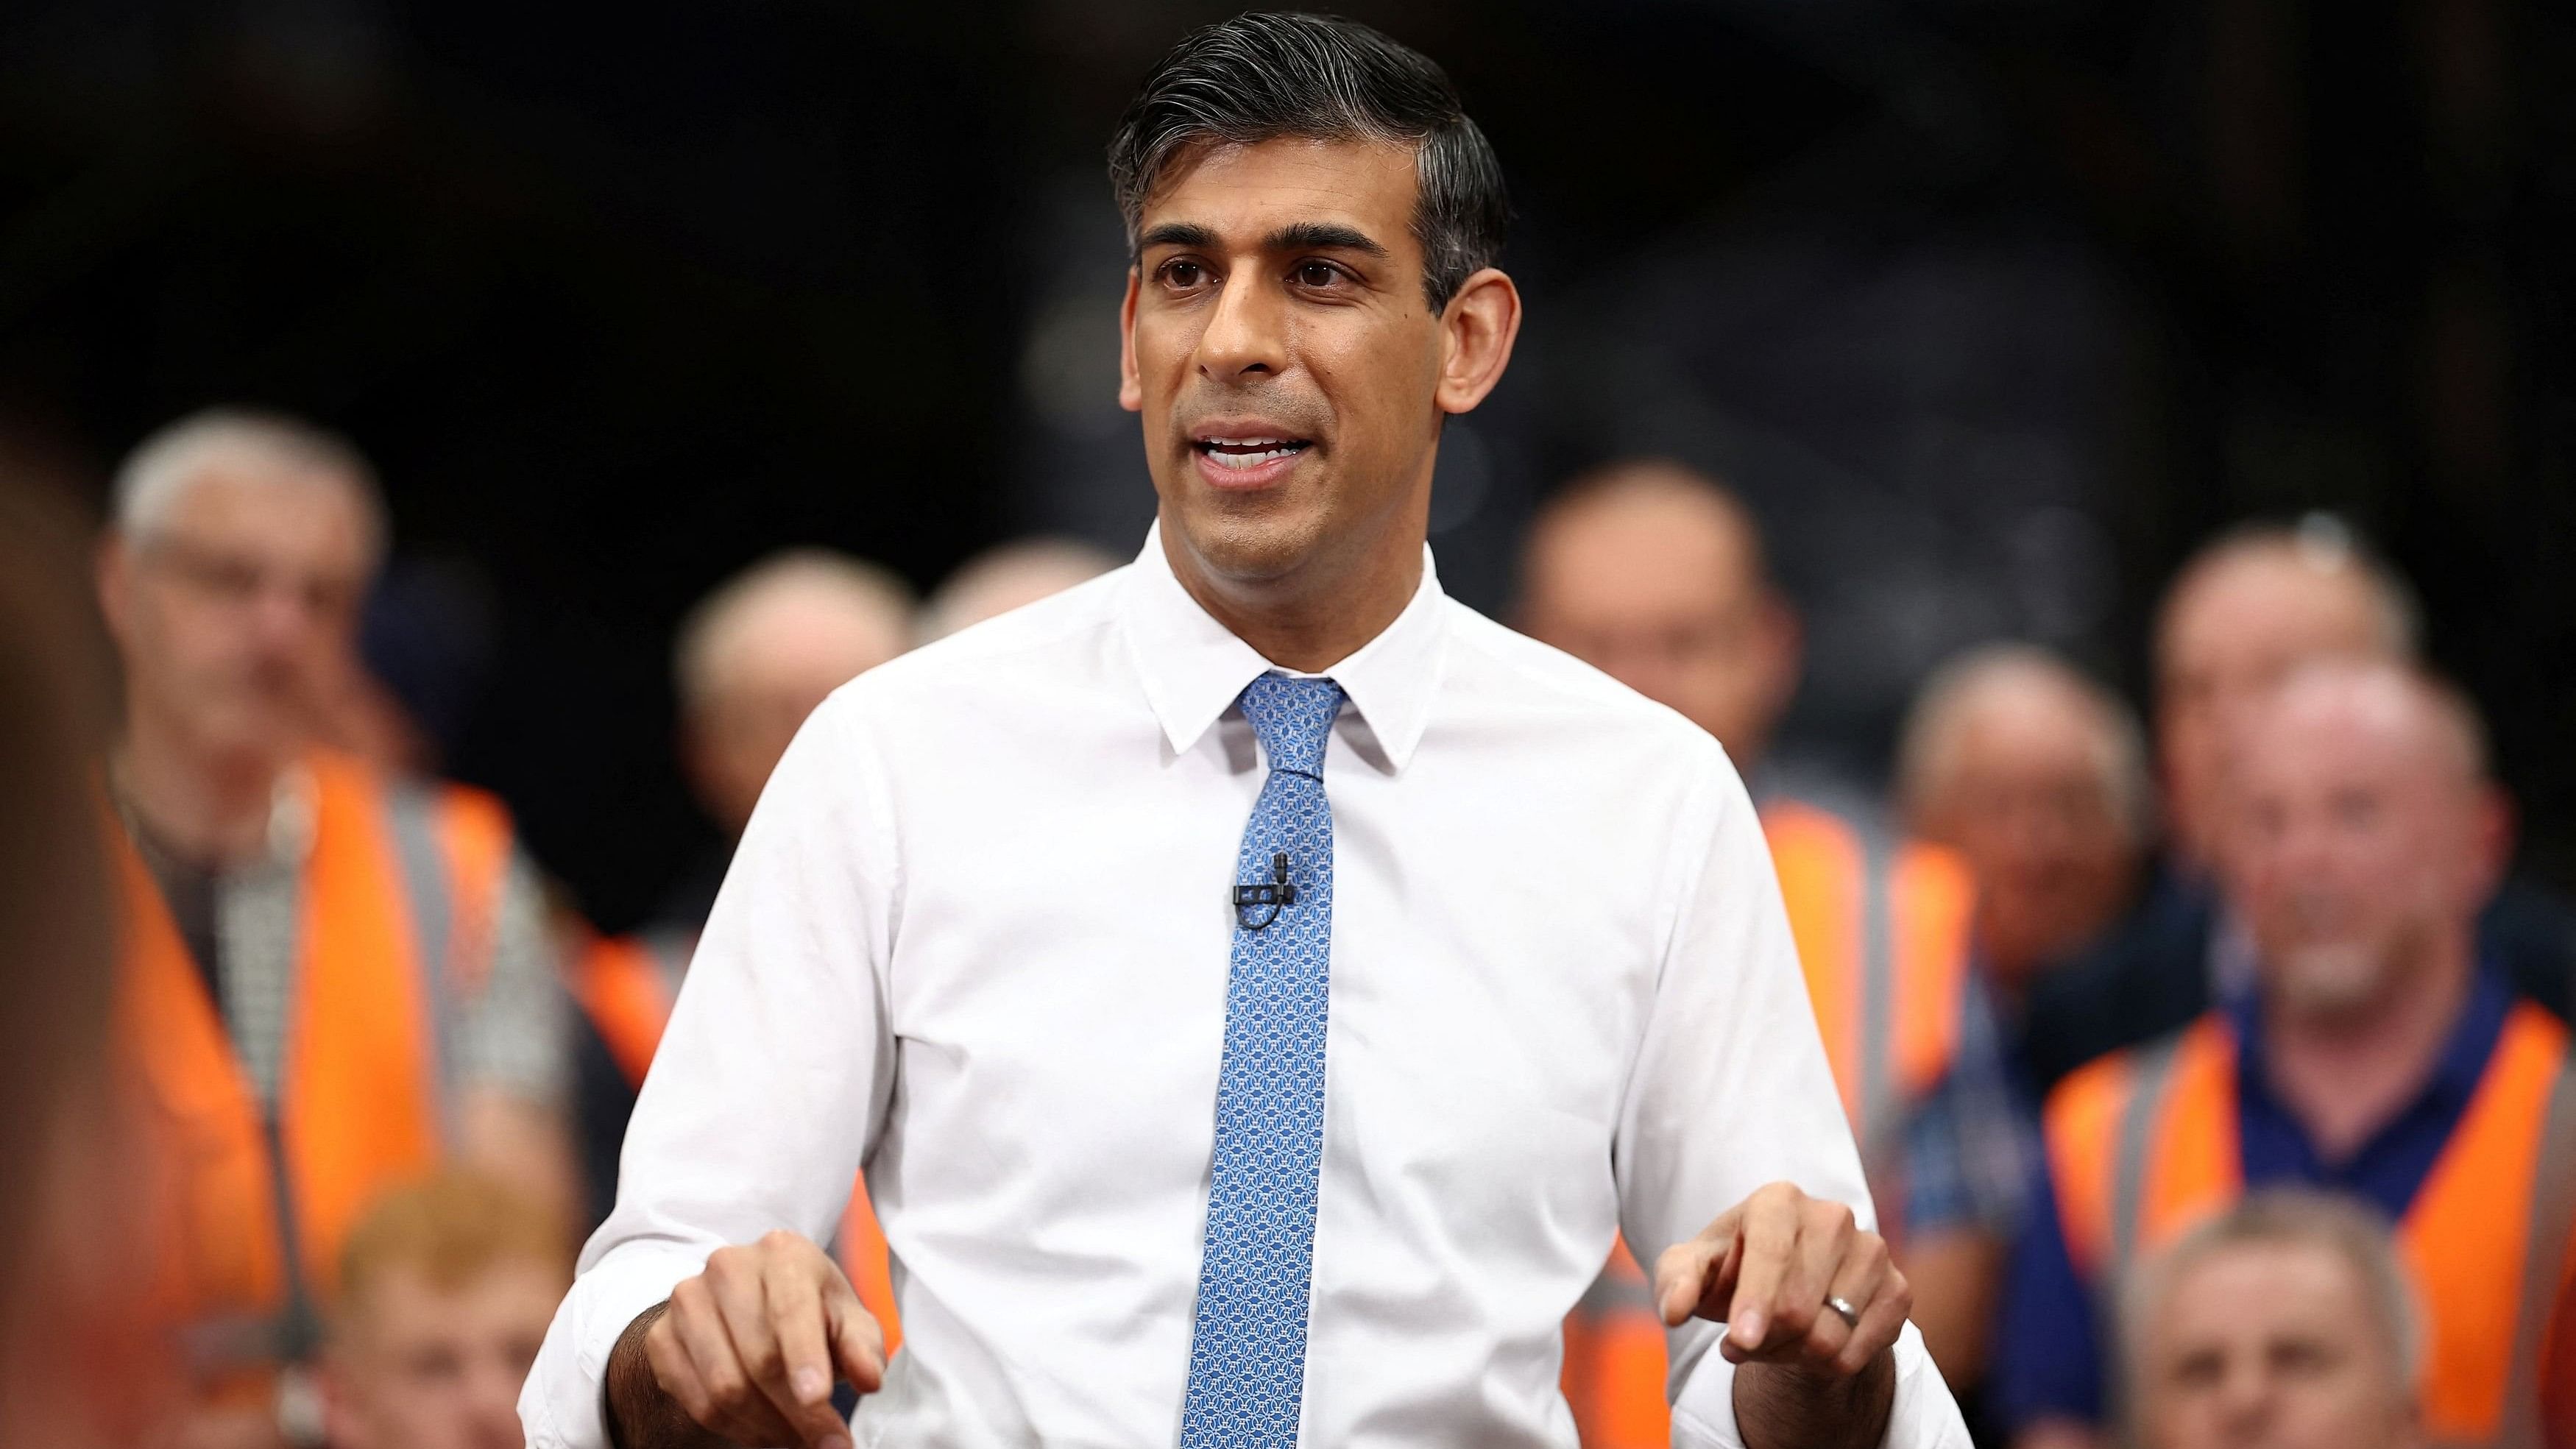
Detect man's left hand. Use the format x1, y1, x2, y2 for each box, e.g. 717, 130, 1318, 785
1653, 1180, 1909, 1377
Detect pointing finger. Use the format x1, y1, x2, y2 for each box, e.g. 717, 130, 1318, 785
1722, 1191, 1801, 1359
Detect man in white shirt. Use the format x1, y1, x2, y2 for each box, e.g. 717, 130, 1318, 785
520, 13, 1968, 1448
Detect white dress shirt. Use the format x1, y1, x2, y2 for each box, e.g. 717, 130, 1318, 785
522, 528, 1967, 1449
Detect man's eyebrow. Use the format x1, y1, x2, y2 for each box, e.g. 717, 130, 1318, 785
1266, 222, 1389, 258
1138, 222, 1220, 251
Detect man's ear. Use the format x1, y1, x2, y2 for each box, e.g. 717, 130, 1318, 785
1434, 266, 1523, 417
1118, 269, 1144, 414
2469, 781, 2515, 907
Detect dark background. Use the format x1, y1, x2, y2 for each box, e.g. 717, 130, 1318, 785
4, 0, 2569, 930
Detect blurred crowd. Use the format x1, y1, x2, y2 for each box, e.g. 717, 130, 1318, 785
2, 409, 2571, 1449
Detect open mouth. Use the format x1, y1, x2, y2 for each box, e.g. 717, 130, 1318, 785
1192, 436, 1312, 471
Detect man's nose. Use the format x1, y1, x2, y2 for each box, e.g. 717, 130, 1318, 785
246, 578, 322, 648
2213, 1357, 2276, 1441
1196, 268, 1287, 381
2267, 812, 2348, 880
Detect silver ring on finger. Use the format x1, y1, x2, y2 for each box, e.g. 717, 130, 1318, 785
1824, 1294, 1861, 1330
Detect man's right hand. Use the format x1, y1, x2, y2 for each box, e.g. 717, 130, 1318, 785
607, 1230, 884, 1449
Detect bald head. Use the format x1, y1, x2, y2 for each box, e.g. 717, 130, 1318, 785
1518, 461, 1800, 763
676, 550, 914, 836
920, 537, 1119, 643
2157, 522, 2420, 865
2224, 660, 2502, 1024
1900, 646, 2148, 986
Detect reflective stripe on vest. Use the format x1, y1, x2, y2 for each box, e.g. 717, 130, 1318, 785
572, 929, 693, 1090
1557, 804, 1975, 1446
567, 923, 906, 1357
2047, 1005, 2576, 1446
115, 752, 512, 1373
1763, 798, 1976, 1185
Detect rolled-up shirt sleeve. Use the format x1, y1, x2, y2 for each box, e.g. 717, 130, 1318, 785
520, 690, 899, 1449
1616, 755, 1971, 1449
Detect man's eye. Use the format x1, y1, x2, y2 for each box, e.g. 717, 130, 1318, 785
1161, 261, 1206, 288
1295, 261, 1340, 288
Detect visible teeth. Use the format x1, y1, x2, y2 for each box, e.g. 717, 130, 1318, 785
1208, 447, 1299, 469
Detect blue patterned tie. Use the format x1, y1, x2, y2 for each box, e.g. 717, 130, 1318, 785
1180, 673, 1345, 1447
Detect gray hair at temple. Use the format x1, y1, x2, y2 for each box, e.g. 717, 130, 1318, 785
2121, 1190, 2423, 1423
1107, 11, 1508, 312
112, 408, 389, 567
1897, 643, 2153, 843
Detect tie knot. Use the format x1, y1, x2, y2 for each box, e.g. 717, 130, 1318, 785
1238, 674, 1345, 779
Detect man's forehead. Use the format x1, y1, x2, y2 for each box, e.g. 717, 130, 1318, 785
2170, 1241, 2365, 1318
2241, 690, 2436, 787
167, 464, 364, 542
1959, 693, 2098, 763
2170, 556, 2379, 658
1141, 135, 1420, 238
1535, 489, 1757, 590
352, 1256, 567, 1315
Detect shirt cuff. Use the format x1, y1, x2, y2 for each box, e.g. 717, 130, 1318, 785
518, 1242, 708, 1449
1671, 1320, 1970, 1449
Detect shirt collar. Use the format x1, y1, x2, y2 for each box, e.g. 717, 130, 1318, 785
1116, 520, 1447, 771
2227, 962, 2513, 1118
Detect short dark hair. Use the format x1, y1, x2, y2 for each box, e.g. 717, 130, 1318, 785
1108, 12, 1508, 312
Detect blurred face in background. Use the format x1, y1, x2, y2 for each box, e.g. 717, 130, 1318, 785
2137, 1240, 2418, 1449
1518, 469, 1800, 766
2223, 666, 2499, 1023
324, 1255, 565, 1449
98, 464, 372, 771
1911, 667, 2142, 991
2157, 547, 2397, 868
1120, 136, 1512, 610
682, 585, 910, 837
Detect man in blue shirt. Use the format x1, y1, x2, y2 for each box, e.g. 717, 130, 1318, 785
1997, 660, 2576, 1449
2017, 522, 2575, 1098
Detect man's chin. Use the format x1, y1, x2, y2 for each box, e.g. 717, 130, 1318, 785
2268, 943, 2393, 1021
1164, 502, 1328, 589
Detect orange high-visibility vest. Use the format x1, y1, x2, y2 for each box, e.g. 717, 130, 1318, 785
1764, 796, 1978, 1180
1557, 1236, 1670, 1449
571, 928, 904, 1356
1558, 796, 1976, 1447
2045, 1005, 2576, 1446
114, 751, 515, 1381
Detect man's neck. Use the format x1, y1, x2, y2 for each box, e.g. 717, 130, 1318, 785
1162, 520, 1424, 674
2260, 939, 2476, 1163
115, 710, 287, 868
